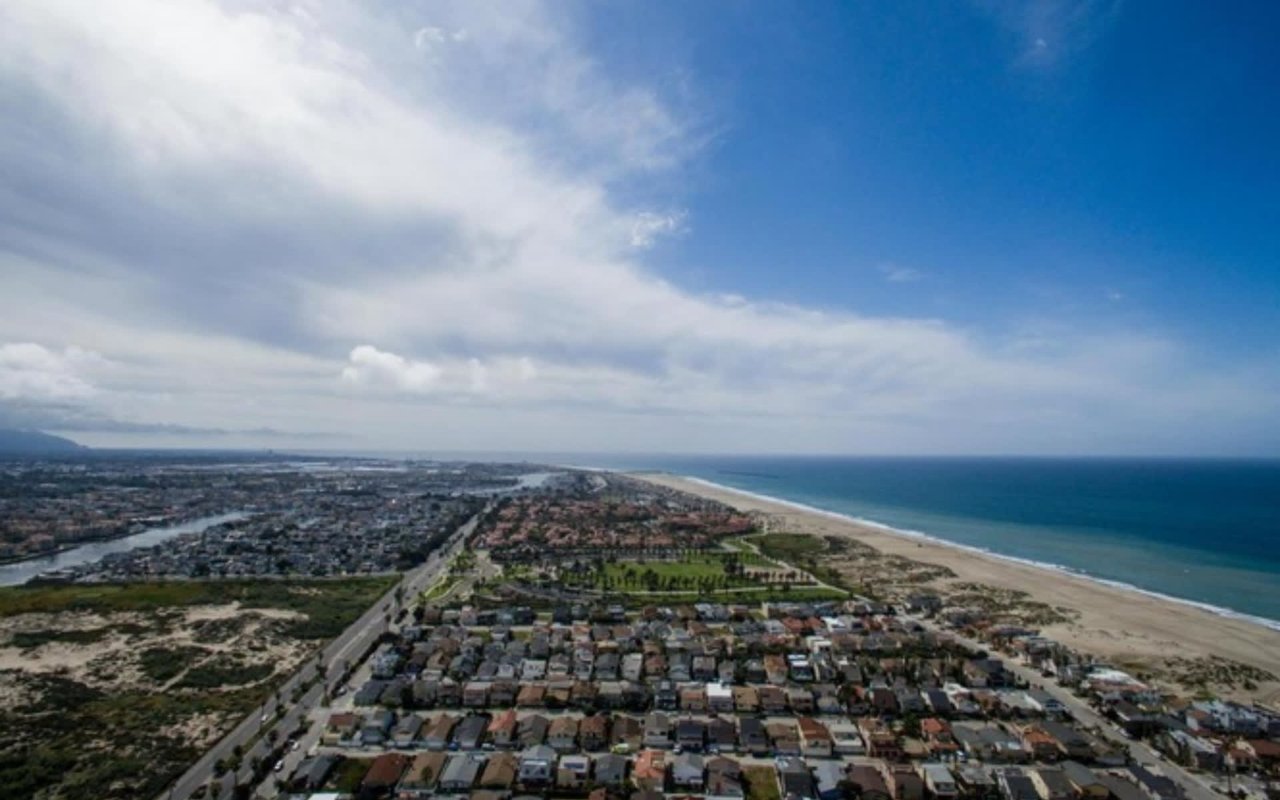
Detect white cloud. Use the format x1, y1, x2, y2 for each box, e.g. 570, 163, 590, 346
341, 346, 537, 398
0, 0, 1274, 455
877, 263, 923, 283
630, 211, 687, 249
0, 343, 102, 400
341, 345, 442, 392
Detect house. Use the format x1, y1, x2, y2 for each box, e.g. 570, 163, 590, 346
594, 753, 630, 787
830, 723, 865, 755
488, 709, 519, 749
644, 712, 672, 748
734, 686, 760, 713
887, 764, 924, 800
672, 752, 706, 790
289, 755, 338, 793
324, 712, 360, 746
677, 718, 706, 752
516, 683, 545, 707
921, 764, 958, 800
362, 710, 396, 748
558, 754, 592, 790
463, 681, 490, 707
1021, 727, 1061, 762
633, 749, 668, 792
788, 686, 816, 713
768, 721, 802, 756
739, 717, 770, 755
396, 751, 446, 797
849, 765, 892, 800
612, 715, 643, 751
438, 753, 485, 793
423, 714, 458, 750
478, 752, 519, 790
813, 761, 849, 800
778, 756, 817, 800
517, 714, 548, 748
362, 753, 410, 795
548, 716, 579, 752
518, 744, 558, 786
580, 714, 610, 751
706, 757, 745, 800
393, 714, 425, 748
708, 682, 735, 712
799, 718, 834, 758
760, 685, 789, 714
1059, 762, 1108, 800
996, 770, 1040, 800
681, 685, 708, 712
1125, 764, 1185, 800
708, 717, 738, 753
655, 680, 679, 710
453, 714, 490, 750
954, 765, 998, 800
490, 680, 518, 706
1096, 774, 1149, 800
1030, 769, 1074, 800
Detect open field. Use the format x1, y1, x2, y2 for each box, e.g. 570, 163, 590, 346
635, 472, 1280, 706
0, 577, 396, 800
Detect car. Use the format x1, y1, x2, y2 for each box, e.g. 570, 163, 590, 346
290, 740, 300, 751
273, 760, 284, 772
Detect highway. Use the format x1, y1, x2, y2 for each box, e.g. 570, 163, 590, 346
159, 509, 484, 800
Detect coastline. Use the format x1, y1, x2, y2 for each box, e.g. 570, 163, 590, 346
632, 470, 1280, 706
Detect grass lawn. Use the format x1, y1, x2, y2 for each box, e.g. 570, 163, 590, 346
330, 757, 374, 792
744, 765, 782, 800
601, 555, 729, 582
750, 532, 827, 560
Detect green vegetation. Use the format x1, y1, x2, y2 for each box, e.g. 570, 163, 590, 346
8, 626, 111, 649
0, 577, 397, 631
0, 577, 397, 800
177, 656, 276, 690
748, 533, 856, 595
750, 532, 826, 560
560, 551, 785, 594
139, 645, 208, 683
330, 757, 373, 792
744, 765, 782, 800
422, 575, 459, 603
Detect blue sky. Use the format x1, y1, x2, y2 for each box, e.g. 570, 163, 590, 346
604, 2, 1280, 349
0, 1, 1276, 455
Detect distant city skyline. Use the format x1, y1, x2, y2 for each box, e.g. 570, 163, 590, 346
1, 1, 1277, 455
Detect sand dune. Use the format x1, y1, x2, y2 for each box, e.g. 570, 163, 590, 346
635, 472, 1280, 707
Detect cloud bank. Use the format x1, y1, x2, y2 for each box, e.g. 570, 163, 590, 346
0, 0, 1275, 455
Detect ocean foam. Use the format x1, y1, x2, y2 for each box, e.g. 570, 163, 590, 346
675, 474, 1280, 633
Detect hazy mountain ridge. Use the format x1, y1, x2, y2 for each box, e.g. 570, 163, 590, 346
0, 429, 86, 455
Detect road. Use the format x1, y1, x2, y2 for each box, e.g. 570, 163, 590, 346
932, 624, 1220, 800
160, 508, 486, 800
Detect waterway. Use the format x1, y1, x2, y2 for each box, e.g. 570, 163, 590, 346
0, 512, 249, 587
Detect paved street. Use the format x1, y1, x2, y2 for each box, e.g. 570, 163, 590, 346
159, 509, 485, 800
933, 625, 1222, 800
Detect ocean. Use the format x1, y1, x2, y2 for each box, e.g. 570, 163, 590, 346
531, 455, 1280, 628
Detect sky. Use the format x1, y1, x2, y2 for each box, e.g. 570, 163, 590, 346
0, 0, 1277, 456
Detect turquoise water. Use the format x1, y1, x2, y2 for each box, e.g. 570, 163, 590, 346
538, 455, 1280, 626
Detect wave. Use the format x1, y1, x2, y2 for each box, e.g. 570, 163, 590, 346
675, 474, 1280, 633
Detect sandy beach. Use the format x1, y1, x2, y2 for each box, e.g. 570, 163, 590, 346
635, 472, 1280, 707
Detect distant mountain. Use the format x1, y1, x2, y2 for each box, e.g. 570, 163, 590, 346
0, 429, 87, 455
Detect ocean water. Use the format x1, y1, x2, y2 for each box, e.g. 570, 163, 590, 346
535, 455, 1280, 627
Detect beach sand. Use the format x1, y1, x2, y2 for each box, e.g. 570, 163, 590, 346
634, 472, 1280, 707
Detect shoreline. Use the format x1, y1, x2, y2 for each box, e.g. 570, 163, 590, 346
677, 474, 1280, 634
630, 470, 1280, 706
